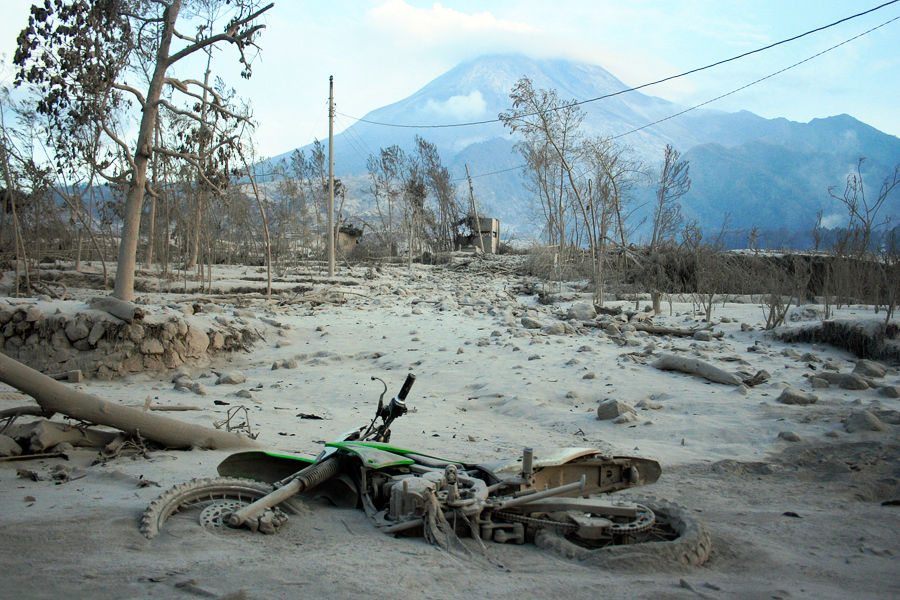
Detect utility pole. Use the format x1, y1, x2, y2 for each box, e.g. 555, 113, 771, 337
464, 164, 485, 254
327, 75, 335, 277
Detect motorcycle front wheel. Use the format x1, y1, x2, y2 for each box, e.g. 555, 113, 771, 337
140, 477, 302, 539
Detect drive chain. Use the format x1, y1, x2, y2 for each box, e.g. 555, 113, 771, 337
492, 510, 578, 532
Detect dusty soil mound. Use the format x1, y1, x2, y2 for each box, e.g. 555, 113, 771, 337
772, 440, 900, 503
776, 318, 900, 362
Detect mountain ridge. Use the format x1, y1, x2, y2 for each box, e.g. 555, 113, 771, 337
273, 54, 900, 246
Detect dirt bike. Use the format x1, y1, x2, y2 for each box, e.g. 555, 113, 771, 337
141, 374, 711, 565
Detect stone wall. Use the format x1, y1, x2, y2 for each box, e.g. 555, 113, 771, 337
0, 301, 258, 379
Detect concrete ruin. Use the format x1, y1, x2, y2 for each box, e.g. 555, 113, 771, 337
456, 216, 500, 254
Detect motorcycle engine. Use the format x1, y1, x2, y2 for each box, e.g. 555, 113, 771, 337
386, 465, 487, 523
387, 470, 445, 522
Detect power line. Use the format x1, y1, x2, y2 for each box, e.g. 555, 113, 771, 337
608, 15, 900, 142
338, 0, 899, 130
334, 114, 372, 165
452, 14, 900, 183
336, 113, 378, 160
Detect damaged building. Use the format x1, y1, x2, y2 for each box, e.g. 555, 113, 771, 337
456, 216, 500, 254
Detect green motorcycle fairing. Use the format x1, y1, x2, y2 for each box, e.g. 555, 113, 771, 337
217, 450, 315, 482
217, 443, 462, 482
325, 441, 463, 469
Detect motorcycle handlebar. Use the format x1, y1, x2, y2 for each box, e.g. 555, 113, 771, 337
397, 373, 416, 401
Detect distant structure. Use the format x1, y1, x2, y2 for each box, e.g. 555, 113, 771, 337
336, 223, 363, 255
456, 216, 500, 254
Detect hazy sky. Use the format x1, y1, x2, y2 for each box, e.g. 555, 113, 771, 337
1, 1, 898, 158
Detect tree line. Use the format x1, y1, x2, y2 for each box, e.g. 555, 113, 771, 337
0, 1, 896, 320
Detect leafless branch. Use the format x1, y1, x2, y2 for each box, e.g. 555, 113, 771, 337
172, 28, 198, 43
166, 3, 274, 66
100, 124, 136, 172
151, 146, 226, 194
111, 83, 146, 107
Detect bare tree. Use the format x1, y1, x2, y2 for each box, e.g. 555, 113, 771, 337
367, 145, 406, 255
649, 144, 689, 252
235, 140, 271, 298
14, 0, 273, 301
647, 144, 691, 313
500, 77, 585, 262
812, 210, 823, 252
414, 136, 459, 252
590, 137, 643, 250
829, 159, 900, 255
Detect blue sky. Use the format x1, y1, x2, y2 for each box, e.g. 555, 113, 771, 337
2, 0, 898, 158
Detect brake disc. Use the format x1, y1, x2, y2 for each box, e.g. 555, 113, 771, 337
199, 500, 247, 530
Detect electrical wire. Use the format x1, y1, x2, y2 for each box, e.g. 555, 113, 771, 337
337, 0, 899, 130
451, 13, 900, 183
609, 15, 900, 141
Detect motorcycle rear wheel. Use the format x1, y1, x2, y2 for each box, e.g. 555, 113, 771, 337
532, 498, 711, 567
140, 477, 301, 539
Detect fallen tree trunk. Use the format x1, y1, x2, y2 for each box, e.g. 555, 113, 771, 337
0, 353, 258, 450
633, 323, 719, 338
0, 406, 52, 420
652, 353, 742, 385
89, 296, 144, 323
0, 452, 65, 463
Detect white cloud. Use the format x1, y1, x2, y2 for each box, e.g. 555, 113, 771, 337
368, 0, 537, 44
422, 90, 487, 120
820, 213, 846, 229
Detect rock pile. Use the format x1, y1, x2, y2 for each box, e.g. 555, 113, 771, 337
0, 301, 258, 379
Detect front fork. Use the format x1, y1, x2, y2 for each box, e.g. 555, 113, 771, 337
226, 454, 342, 527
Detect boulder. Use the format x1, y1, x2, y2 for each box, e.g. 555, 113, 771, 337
184, 326, 210, 356
521, 316, 543, 329
844, 410, 888, 433
72, 339, 92, 351
817, 372, 870, 390
0, 434, 22, 457
216, 371, 247, 385
64, 319, 90, 342
613, 411, 640, 424
141, 338, 165, 355
50, 330, 70, 351
693, 330, 713, 342
597, 398, 637, 420
88, 321, 106, 345
567, 302, 596, 321
777, 388, 818, 406
175, 319, 189, 336
853, 359, 887, 378
879, 386, 900, 399
809, 377, 830, 390
542, 322, 566, 335
127, 323, 145, 343
211, 332, 225, 350
636, 398, 663, 410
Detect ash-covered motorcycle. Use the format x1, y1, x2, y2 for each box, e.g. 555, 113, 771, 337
141, 374, 710, 565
